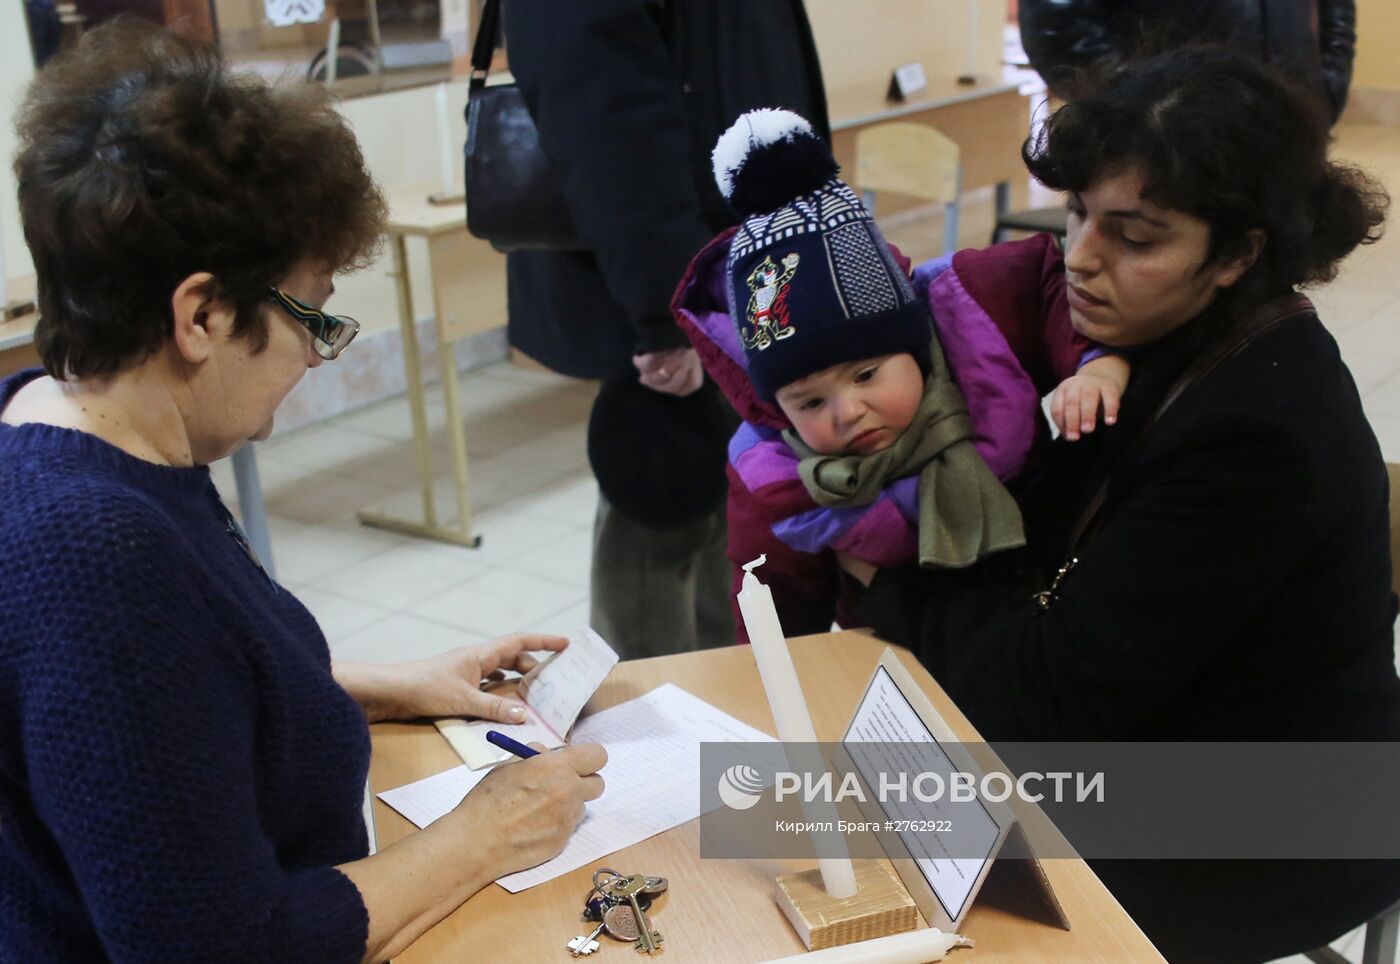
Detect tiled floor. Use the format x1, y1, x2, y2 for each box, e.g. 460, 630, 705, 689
211, 362, 602, 663
212, 124, 1400, 964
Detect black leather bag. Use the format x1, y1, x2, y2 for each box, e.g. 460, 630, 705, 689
463, 0, 582, 251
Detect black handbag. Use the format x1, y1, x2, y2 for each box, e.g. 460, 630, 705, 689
462, 0, 582, 252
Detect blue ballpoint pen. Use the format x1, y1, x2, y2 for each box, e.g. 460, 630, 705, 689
485, 729, 540, 759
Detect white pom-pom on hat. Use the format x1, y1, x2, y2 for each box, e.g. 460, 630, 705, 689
712, 108, 815, 200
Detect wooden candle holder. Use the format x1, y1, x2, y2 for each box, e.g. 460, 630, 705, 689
775, 860, 918, 950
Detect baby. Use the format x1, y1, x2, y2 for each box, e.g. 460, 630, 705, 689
672, 109, 1125, 639
776, 353, 1121, 458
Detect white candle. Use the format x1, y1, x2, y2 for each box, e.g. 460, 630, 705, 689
434, 82, 455, 195
738, 555, 859, 900
759, 927, 973, 963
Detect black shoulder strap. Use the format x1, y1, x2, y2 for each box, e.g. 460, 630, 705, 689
470, 0, 502, 92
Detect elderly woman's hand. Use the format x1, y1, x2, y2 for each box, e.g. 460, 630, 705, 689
456, 742, 608, 873
340, 740, 606, 961
333, 633, 568, 723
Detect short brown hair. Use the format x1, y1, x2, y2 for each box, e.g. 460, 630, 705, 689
14, 19, 388, 378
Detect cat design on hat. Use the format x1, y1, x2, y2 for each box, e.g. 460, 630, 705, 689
743, 252, 800, 350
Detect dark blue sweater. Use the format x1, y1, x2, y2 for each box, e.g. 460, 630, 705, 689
0, 370, 371, 962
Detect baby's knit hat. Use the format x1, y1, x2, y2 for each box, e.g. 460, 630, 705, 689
712, 108, 933, 401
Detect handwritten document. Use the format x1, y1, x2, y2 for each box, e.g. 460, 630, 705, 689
378, 683, 775, 892
435, 628, 620, 768
520, 627, 619, 740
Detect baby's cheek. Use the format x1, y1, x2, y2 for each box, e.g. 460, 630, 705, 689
793, 418, 842, 456
892, 390, 925, 434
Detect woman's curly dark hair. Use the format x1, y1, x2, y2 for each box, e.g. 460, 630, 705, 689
1023, 45, 1388, 311
14, 19, 388, 378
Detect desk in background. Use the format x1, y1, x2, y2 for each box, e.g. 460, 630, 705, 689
354, 184, 500, 549
829, 77, 1032, 224
370, 632, 1163, 962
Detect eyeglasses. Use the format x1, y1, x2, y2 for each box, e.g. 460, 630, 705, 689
266, 286, 360, 360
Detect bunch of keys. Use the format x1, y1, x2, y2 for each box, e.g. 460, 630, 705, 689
566, 867, 669, 956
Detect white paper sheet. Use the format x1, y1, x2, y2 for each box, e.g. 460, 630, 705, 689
377, 683, 775, 892
434, 628, 620, 769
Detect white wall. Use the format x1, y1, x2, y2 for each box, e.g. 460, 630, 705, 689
0, 1, 1000, 324
1355, 0, 1400, 91
808, 0, 1003, 93
332, 79, 473, 336
0, 38, 471, 337
0, 2, 37, 289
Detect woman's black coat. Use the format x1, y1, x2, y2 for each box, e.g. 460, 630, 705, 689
860, 308, 1400, 961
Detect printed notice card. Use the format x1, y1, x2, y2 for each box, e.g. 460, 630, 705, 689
841, 650, 1068, 932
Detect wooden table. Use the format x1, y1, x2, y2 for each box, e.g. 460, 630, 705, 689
369, 632, 1163, 962
828, 77, 1033, 225
353, 184, 501, 549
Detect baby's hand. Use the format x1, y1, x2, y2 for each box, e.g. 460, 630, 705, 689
1049, 354, 1130, 441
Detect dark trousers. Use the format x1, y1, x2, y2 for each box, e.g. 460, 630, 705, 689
590, 495, 734, 660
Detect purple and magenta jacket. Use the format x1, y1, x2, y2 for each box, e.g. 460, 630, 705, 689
671, 230, 1089, 641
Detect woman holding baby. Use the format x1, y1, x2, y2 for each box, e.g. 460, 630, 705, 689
849, 47, 1400, 962
675, 43, 1400, 963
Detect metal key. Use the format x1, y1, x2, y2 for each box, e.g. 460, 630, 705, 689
606, 875, 663, 953
567, 922, 605, 957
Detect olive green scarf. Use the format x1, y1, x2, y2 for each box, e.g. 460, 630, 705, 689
783, 338, 1025, 568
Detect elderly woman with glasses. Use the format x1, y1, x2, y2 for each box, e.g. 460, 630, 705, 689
0, 21, 604, 963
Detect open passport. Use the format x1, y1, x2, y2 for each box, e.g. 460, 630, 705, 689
434, 628, 620, 768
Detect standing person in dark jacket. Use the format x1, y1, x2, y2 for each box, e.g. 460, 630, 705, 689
1018, 0, 1357, 124
502, 0, 829, 659
853, 47, 1400, 962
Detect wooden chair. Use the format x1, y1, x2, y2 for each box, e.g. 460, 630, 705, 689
1301, 463, 1400, 964
854, 122, 962, 256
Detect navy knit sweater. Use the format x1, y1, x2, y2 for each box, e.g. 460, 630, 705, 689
0, 370, 371, 961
